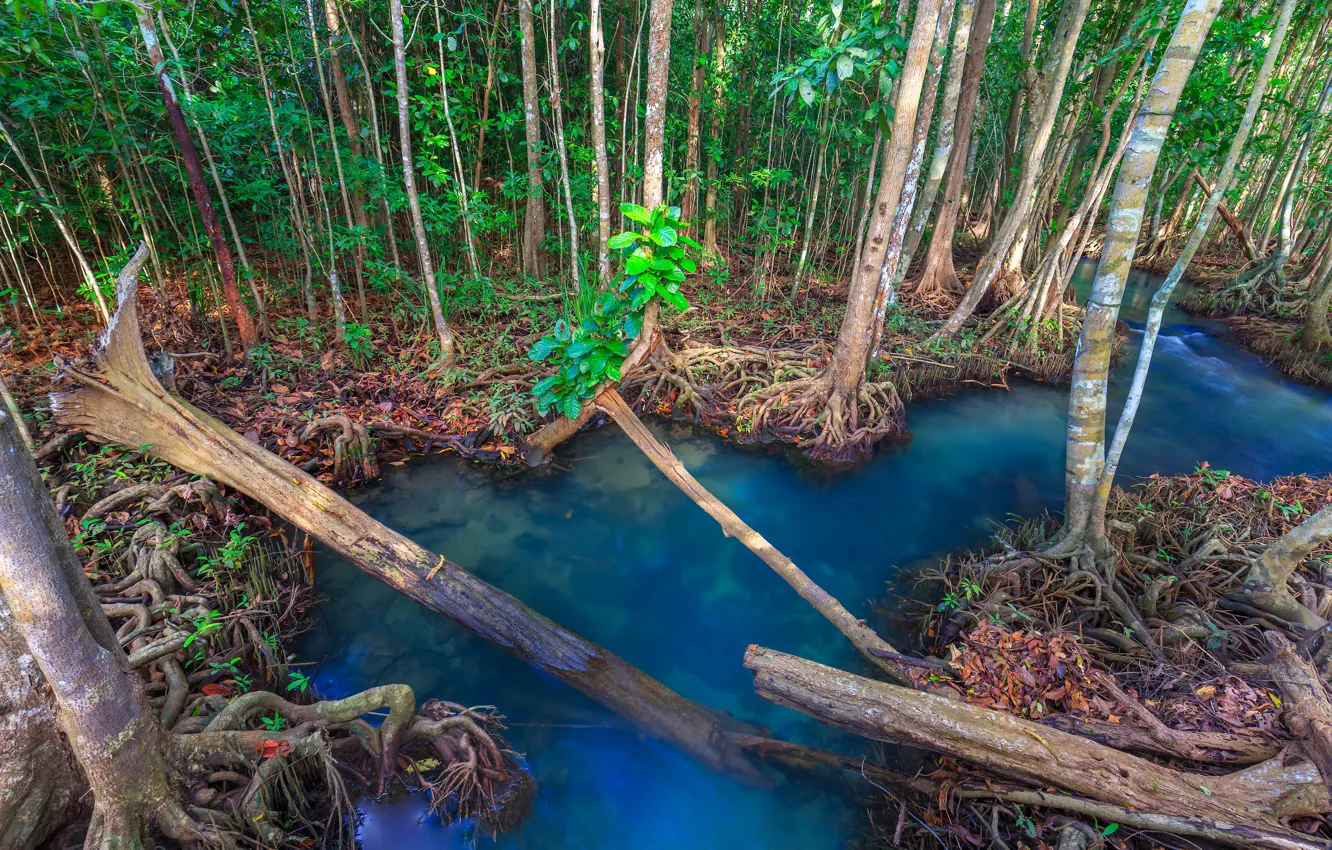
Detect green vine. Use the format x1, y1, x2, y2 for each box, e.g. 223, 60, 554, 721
529, 203, 699, 419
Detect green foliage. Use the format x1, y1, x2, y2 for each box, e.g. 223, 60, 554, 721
529, 203, 699, 419
341, 321, 375, 368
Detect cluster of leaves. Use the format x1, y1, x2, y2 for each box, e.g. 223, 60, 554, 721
529, 203, 698, 419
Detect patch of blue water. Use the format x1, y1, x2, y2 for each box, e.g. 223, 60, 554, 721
297, 264, 1332, 849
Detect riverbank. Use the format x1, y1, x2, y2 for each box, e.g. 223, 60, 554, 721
30, 434, 531, 845
1175, 255, 1332, 389
867, 466, 1332, 849
2, 250, 1086, 484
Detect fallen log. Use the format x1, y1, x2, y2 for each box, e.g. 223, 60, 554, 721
595, 388, 916, 686
1269, 631, 1332, 799
51, 244, 765, 786
743, 645, 1330, 850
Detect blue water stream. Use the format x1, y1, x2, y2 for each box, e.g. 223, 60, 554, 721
297, 265, 1332, 848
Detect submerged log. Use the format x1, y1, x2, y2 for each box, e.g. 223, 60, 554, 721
744, 645, 1329, 850
51, 244, 765, 786
595, 388, 917, 686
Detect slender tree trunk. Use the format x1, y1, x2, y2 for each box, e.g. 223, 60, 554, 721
902, 0, 977, 267
939, 0, 1091, 337
432, 0, 482, 280
0, 122, 110, 324
155, 10, 269, 335
324, 0, 373, 317
547, 1, 580, 293
132, 0, 256, 352
820, 0, 943, 447
1059, 0, 1222, 556
519, 0, 546, 278
701, 16, 728, 257
1097, 0, 1293, 540
915, 0, 997, 297
590, 0, 613, 286
869, 0, 958, 355
681, 0, 707, 222
389, 0, 455, 365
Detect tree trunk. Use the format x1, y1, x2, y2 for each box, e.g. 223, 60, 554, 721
701, 14, 728, 256
869, 0, 958, 354
590, 0, 613, 286
547, 1, 580, 293
1062, 0, 1221, 555
53, 248, 766, 787
519, 0, 547, 278
915, 0, 997, 297
744, 646, 1328, 850
389, 0, 455, 366
938, 0, 1091, 336
132, 0, 256, 352
819, 0, 943, 450
1095, 0, 1294, 535
0, 379, 219, 849
680, 0, 707, 222
901, 0, 977, 267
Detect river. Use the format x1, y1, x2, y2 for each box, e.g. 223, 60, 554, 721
296, 264, 1332, 848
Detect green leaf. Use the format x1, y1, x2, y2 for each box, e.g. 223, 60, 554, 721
561, 394, 583, 420
624, 313, 642, 339
1100, 824, 1119, 837
567, 339, 594, 358
588, 348, 609, 376
605, 339, 629, 356
650, 227, 678, 247
625, 254, 651, 275
836, 54, 854, 81
532, 375, 560, 396
528, 337, 558, 361
606, 360, 622, 381
679, 235, 703, 250
798, 77, 814, 106
608, 231, 638, 250
620, 202, 653, 224
679, 258, 697, 273
831, 0, 844, 24
660, 289, 689, 311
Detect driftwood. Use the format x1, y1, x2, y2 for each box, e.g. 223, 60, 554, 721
744, 645, 1330, 850
594, 388, 917, 686
51, 244, 765, 786
1269, 631, 1332, 799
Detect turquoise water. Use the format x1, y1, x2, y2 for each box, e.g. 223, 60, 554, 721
297, 265, 1332, 848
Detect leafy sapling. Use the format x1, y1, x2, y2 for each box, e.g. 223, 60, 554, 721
529, 203, 699, 419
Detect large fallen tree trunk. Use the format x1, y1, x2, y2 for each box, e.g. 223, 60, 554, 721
744, 645, 1330, 850
51, 244, 765, 786
595, 388, 917, 686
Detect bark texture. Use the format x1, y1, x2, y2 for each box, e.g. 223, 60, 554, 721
744, 645, 1328, 850
1061, 0, 1221, 552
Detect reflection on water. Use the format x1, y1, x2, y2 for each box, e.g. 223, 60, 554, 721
297, 264, 1332, 849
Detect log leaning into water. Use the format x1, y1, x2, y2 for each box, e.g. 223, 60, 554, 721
51, 244, 766, 786
743, 645, 1330, 850
595, 388, 917, 686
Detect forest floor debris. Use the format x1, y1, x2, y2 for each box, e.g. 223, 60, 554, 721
2, 250, 1088, 479
846, 466, 1332, 849
33, 433, 531, 845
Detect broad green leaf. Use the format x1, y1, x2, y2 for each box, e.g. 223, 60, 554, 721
625, 254, 651, 275
836, 54, 854, 81
650, 227, 678, 247
608, 231, 638, 250
798, 77, 814, 106
561, 394, 583, 420
620, 202, 652, 224
528, 337, 558, 361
